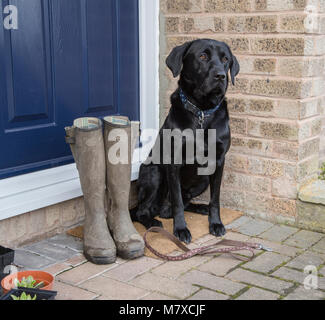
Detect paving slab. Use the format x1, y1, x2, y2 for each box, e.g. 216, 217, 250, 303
187, 242, 201, 250
54, 281, 98, 300
179, 270, 246, 296
250, 237, 302, 257
272, 267, 307, 284
284, 230, 324, 249
201, 231, 251, 249
81, 275, 149, 300
197, 254, 242, 276
56, 262, 117, 285
226, 216, 254, 231
141, 292, 177, 300
43, 263, 72, 276
243, 252, 290, 273
188, 289, 229, 300
311, 238, 325, 254
46, 234, 83, 252
286, 251, 325, 270
151, 255, 209, 280
226, 268, 293, 294
65, 254, 87, 267
223, 231, 251, 242
116, 257, 128, 265
103, 256, 162, 282
130, 272, 198, 299
236, 287, 279, 300
235, 219, 274, 237
194, 234, 217, 245
23, 241, 78, 262
284, 286, 325, 300
14, 249, 55, 270
273, 267, 325, 290
259, 225, 298, 242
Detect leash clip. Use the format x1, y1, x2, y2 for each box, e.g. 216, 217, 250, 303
258, 244, 273, 252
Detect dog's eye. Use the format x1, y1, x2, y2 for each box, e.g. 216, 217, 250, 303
199, 53, 208, 61
222, 57, 228, 64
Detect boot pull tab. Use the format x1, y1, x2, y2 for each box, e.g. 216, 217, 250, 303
65, 126, 76, 144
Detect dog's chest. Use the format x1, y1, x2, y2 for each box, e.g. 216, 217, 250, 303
177, 122, 230, 165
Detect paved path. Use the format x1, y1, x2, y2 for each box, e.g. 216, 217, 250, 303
13, 216, 325, 300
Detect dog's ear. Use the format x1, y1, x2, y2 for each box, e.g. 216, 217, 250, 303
225, 43, 240, 85
166, 41, 193, 78
230, 53, 240, 85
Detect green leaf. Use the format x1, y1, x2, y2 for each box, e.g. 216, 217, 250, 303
15, 275, 41, 288
21, 292, 27, 300
10, 292, 38, 300
33, 281, 44, 289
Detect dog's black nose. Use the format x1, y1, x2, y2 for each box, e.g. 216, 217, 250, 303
214, 72, 226, 81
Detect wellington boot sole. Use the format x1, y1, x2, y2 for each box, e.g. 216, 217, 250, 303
84, 252, 116, 265
117, 247, 145, 260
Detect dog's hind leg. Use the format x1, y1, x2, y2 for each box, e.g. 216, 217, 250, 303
133, 164, 164, 229
185, 203, 209, 215
182, 176, 210, 215
159, 173, 211, 219
159, 202, 209, 217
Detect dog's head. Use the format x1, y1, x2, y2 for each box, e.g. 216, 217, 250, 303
166, 39, 240, 105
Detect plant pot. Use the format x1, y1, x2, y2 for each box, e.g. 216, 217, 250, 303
0, 288, 57, 300
0, 246, 15, 281
1, 270, 54, 294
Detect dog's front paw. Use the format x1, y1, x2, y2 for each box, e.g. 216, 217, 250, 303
174, 227, 192, 244
209, 223, 226, 237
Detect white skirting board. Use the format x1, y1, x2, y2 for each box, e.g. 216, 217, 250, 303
0, 161, 141, 221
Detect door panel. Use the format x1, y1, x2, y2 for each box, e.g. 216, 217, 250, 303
2, 0, 53, 131
86, 0, 115, 111
0, 0, 139, 179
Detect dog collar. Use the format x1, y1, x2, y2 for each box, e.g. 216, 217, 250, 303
179, 89, 225, 128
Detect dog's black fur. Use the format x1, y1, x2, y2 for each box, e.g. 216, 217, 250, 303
131, 39, 240, 243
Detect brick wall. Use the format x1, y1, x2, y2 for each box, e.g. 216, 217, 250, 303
160, 0, 325, 224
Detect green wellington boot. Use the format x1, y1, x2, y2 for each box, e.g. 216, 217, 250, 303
65, 117, 116, 264
103, 116, 144, 260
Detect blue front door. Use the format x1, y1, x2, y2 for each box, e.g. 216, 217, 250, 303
0, 0, 139, 179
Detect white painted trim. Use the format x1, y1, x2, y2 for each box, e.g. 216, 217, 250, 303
0, 0, 160, 221
139, 0, 160, 136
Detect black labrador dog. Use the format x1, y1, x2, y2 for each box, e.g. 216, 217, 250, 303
132, 39, 240, 244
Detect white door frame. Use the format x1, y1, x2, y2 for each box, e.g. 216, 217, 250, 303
0, 0, 160, 221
